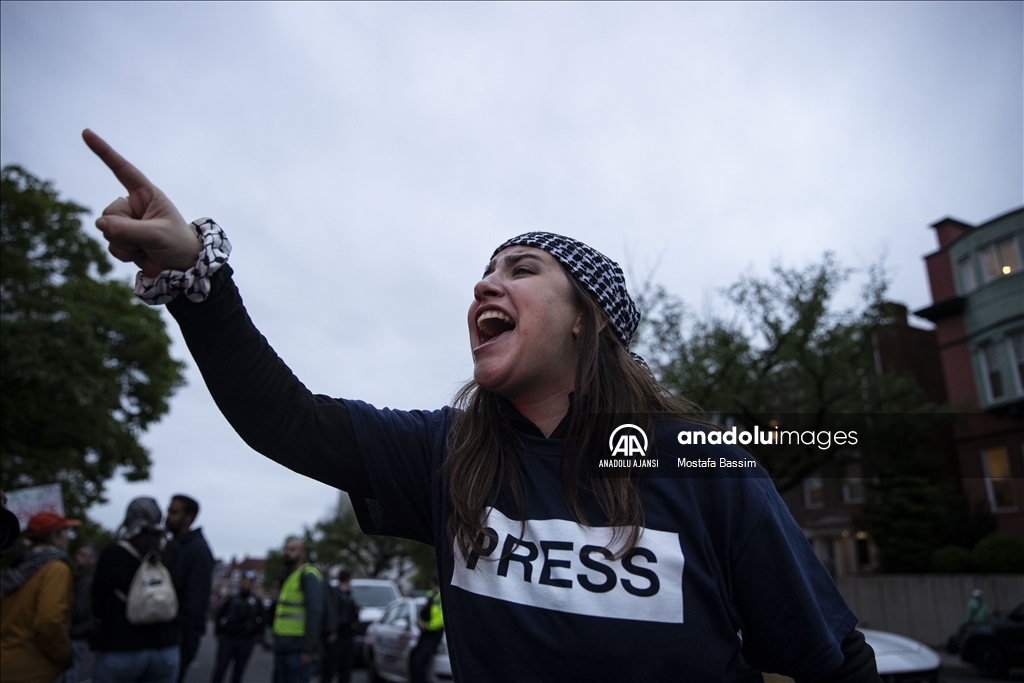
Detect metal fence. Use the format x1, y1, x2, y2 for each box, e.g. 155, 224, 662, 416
835, 574, 1024, 647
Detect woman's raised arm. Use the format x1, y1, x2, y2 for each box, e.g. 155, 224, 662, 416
81, 130, 374, 499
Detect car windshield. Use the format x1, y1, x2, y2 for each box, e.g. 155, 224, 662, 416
352, 585, 399, 607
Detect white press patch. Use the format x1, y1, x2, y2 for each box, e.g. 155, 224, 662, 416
452, 508, 684, 623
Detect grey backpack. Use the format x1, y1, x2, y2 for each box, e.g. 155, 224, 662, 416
114, 540, 179, 624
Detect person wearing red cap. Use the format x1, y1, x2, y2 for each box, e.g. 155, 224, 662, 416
0, 510, 81, 683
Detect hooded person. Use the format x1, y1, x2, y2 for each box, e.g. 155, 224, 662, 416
0, 511, 80, 683
91, 496, 181, 683
83, 130, 882, 683
966, 589, 990, 624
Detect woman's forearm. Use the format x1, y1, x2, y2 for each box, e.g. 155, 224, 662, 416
167, 265, 372, 497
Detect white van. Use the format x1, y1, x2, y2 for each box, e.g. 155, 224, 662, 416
351, 578, 402, 665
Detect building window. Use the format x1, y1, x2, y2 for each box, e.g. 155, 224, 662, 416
979, 237, 1022, 282
855, 531, 872, 568
842, 463, 865, 504
803, 475, 824, 509
979, 343, 1005, 401
982, 447, 1016, 511
957, 254, 976, 293
1008, 330, 1024, 394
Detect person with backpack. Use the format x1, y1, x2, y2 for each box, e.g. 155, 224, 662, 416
91, 496, 181, 683
212, 570, 265, 683
0, 511, 79, 683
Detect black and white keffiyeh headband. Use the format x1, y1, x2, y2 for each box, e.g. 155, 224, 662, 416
491, 232, 641, 349
118, 496, 164, 540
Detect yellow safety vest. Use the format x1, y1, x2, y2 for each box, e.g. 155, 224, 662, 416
425, 589, 444, 632
273, 564, 322, 637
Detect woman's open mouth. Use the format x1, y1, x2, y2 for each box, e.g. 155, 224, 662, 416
476, 309, 516, 345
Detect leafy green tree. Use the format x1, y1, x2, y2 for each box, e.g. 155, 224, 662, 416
636, 254, 931, 491
303, 509, 434, 587
971, 534, 1024, 573
264, 512, 435, 592
856, 415, 995, 572
635, 254, 968, 571
263, 548, 285, 593
1, 166, 184, 521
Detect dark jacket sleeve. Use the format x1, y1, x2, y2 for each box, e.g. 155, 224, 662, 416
322, 584, 340, 636
166, 266, 373, 501
811, 628, 881, 683
301, 571, 324, 654
70, 569, 96, 639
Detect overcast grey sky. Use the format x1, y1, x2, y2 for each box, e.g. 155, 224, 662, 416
2, 2, 1021, 562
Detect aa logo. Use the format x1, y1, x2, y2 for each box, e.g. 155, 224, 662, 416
609, 424, 648, 457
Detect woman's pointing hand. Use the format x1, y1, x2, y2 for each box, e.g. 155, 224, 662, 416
82, 129, 199, 277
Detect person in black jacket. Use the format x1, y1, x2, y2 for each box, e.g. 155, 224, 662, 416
91, 497, 181, 683
212, 571, 265, 683
166, 494, 214, 683
320, 569, 359, 683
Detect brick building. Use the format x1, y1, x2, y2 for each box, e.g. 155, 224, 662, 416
914, 207, 1024, 538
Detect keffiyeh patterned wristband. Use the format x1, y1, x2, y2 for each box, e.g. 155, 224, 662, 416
134, 218, 231, 305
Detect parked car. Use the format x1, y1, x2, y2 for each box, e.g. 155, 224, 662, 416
862, 629, 941, 683
959, 602, 1024, 678
351, 578, 402, 666
364, 597, 452, 683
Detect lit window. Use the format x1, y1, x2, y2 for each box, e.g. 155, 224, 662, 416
1008, 331, 1024, 394
957, 254, 976, 293
979, 343, 1005, 401
842, 463, 865, 504
804, 475, 824, 509
982, 447, 1016, 511
979, 237, 1022, 282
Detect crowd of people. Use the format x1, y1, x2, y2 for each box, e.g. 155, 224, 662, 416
0, 492, 212, 683
0, 490, 378, 683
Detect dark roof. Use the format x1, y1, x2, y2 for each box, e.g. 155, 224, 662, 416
914, 296, 965, 322
928, 207, 1024, 252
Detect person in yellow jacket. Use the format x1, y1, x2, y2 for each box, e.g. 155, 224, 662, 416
410, 575, 444, 683
272, 537, 323, 683
0, 511, 80, 683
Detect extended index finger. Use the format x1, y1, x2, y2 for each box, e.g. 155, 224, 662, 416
82, 129, 153, 193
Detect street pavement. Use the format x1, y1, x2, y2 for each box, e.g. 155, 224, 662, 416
184, 625, 369, 683
939, 652, 1024, 683
181, 625, 1022, 683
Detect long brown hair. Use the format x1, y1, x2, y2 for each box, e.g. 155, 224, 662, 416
445, 271, 701, 561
